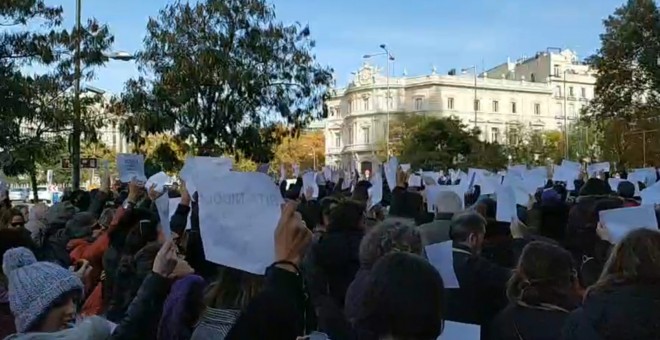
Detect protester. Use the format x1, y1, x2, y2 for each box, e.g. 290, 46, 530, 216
2, 240, 193, 339
444, 211, 527, 339
344, 218, 423, 328
356, 252, 445, 340
489, 241, 582, 339
0, 228, 36, 339
562, 228, 660, 339
417, 190, 463, 247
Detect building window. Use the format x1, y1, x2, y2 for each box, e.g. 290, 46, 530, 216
581, 87, 587, 98
362, 126, 370, 144
555, 103, 563, 117
474, 99, 481, 112
447, 97, 454, 110
491, 127, 500, 143
414, 97, 423, 110
530, 73, 536, 82
334, 133, 341, 148
492, 100, 499, 113
555, 86, 562, 97
363, 97, 370, 111
347, 100, 352, 114
348, 126, 354, 145
569, 87, 574, 97
508, 128, 519, 145
511, 102, 517, 114
534, 103, 541, 115
569, 104, 576, 117
334, 106, 340, 117
554, 65, 560, 77
387, 96, 393, 109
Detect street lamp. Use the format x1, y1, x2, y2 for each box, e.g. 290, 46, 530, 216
563, 69, 569, 160
72, 0, 135, 190
363, 44, 395, 158
461, 66, 478, 130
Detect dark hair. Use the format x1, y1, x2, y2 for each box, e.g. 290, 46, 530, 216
351, 180, 372, 203
449, 211, 487, 242
357, 252, 444, 339
0, 228, 36, 286
203, 265, 264, 311
507, 242, 580, 311
9, 208, 24, 223
590, 228, 660, 293
327, 199, 366, 232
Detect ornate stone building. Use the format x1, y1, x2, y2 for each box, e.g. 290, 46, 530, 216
323, 48, 596, 174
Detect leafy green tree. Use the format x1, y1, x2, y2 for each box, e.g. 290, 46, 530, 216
0, 0, 114, 198
585, 0, 660, 166
397, 116, 506, 170
121, 0, 332, 162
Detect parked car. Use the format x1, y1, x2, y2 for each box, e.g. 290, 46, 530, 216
8, 188, 28, 202
28, 186, 52, 204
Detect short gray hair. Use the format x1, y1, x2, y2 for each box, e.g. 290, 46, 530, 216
435, 191, 463, 214
358, 218, 422, 269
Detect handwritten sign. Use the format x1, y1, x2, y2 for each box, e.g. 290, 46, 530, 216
116, 153, 147, 183
196, 171, 283, 274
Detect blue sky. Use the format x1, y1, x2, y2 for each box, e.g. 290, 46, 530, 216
42, 0, 625, 94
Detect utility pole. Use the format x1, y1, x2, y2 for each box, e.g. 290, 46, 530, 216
72, 0, 82, 190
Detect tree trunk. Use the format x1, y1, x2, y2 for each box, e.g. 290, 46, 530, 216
29, 169, 39, 203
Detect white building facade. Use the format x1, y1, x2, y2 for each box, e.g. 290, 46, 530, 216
323, 49, 596, 173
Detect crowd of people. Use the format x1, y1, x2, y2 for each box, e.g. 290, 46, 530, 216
0, 165, 659, 340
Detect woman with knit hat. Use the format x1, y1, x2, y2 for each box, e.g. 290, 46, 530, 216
2, 239, 192, 339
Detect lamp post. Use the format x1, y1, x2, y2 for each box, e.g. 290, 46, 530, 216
363, 44, 395, 157
71, 0, 134, 190
461, 66, 478, 130
563, 69, 569, 160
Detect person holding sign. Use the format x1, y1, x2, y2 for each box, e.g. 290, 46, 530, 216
225, 201, 314, 340
562, 229, 660, 340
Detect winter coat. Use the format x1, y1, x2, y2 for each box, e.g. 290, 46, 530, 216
562, 284, 660, 340
489, 302, 575, 340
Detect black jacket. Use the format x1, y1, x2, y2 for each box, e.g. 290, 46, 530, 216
305, 229, 363, 340
445, 241, 526, 339
226, 265, 315, 340
562, 284, 660, 340
489, 303, 574, 340
110, 273, 171, 339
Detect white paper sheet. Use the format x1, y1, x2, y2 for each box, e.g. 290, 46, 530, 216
116, 153, 147, 183
293, 164, 300, 177
302, 171, 319, 198
599, 206, 658, 243
145, 171, 170, 193
322, 167, 331, 182
384, 157, 398, 191
640, 187, 660, 205
408, 174, 422, 187
180, 156, 232, 200
154, 194, 171, 240
552, 165, 580, 190
630, 168, 657, 187
425, 241, 460, 289
587, 162, 610, 177
496, 185, 517, 222
196, 171, 283, 274
368, 172, 383, 210
400, 163, 411, 172
438, 321, 480, 340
